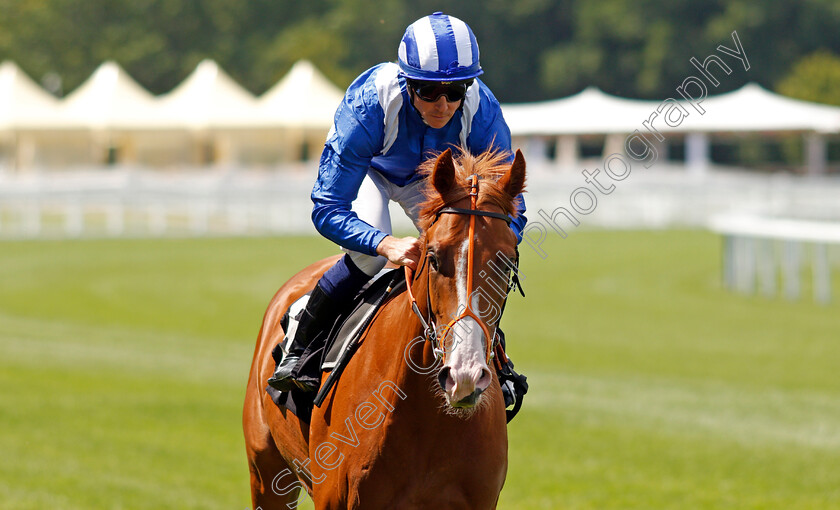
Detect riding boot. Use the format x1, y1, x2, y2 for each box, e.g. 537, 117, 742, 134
267, 283, 335, 392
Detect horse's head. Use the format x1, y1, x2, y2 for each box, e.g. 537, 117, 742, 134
414, 147, 526, 411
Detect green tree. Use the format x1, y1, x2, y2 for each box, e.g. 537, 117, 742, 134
3, 0, 840, 103
777, 50, 840, 106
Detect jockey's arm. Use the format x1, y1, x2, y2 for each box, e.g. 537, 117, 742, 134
310, 142, 389, 257
311, 71, 396, 257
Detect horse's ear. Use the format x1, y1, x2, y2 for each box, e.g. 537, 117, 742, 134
498, 149, 526, 198
432, 148, 456, 195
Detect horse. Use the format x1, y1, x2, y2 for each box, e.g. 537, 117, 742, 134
243, 147, 526, 509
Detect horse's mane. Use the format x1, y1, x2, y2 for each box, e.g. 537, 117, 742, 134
417, 148, 521, 234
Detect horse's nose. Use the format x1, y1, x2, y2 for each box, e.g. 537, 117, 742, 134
439, 365, 493, 407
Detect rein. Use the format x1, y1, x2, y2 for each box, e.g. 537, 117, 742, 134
404, 175, 519, 367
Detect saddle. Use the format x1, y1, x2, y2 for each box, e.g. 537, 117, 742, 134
265, 268, 405, 422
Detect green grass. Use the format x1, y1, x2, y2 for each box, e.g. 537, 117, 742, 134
1, 231, 838, 509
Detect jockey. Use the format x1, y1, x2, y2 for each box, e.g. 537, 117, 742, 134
269, 12, 528, 401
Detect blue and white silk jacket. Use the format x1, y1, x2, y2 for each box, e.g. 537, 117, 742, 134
311, 62, 528, 256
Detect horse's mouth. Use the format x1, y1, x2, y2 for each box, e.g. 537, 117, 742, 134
450, 388, 484, 408
438, 365, 493, 410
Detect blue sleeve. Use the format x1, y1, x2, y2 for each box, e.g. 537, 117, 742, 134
509, 196, 527, 244
467, 91, 528, 245
310, 74, 389, 256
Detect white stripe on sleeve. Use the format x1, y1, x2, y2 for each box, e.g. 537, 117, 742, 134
374, 63, 404, 155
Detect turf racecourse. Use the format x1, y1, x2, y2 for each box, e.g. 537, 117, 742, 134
1, 230, 838, 509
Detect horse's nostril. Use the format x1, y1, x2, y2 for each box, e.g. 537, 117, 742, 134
437, 367, 452, 391
476, 368, 493, 392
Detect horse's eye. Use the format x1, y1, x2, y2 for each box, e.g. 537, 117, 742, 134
428, 251, 440, 272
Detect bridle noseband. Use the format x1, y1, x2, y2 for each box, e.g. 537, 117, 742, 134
405, 175, 520, 367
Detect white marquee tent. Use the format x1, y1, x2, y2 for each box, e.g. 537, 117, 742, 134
1, 61, 84, 168
158, 59, 259, 130
257, 59, 344, 129
503, 86, 655, 136
690, 83, 840, 134
0, 61, 67, 130
253, 59, 344, 162
155, 59, 264, 165
2, 58, 839, 174
56, 61, 182, 166
61, 60, 163, 130
685, 84, 840, 174
502, 83, 840, 174
502, 83, 840, 136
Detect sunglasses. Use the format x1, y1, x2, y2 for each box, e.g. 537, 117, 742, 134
409, 79, 473, 103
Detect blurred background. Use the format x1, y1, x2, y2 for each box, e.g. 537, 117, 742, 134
1, 1, 839, 509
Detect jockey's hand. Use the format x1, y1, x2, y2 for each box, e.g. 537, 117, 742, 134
376, 235, 421, 270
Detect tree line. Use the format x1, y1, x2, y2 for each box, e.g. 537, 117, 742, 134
2, 0, 839, 105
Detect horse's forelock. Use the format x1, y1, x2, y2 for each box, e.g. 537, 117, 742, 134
418, 148, 518, 234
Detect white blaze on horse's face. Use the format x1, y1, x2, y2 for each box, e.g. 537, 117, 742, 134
439, 238, 493, 407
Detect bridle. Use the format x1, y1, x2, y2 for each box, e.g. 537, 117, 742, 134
405, 174, 522, 368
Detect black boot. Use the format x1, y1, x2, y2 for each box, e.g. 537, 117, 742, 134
268, 283, 335, 392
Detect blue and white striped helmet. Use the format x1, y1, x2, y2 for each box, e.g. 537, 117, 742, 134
398, 12, 483, 82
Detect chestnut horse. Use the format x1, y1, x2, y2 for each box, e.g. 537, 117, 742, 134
243, 148, 526, 509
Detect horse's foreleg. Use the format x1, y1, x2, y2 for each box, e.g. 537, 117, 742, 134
244, 380, 308, 509
247, 447, 308, 510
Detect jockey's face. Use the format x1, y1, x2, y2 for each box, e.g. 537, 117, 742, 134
412, 91, 462, 129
